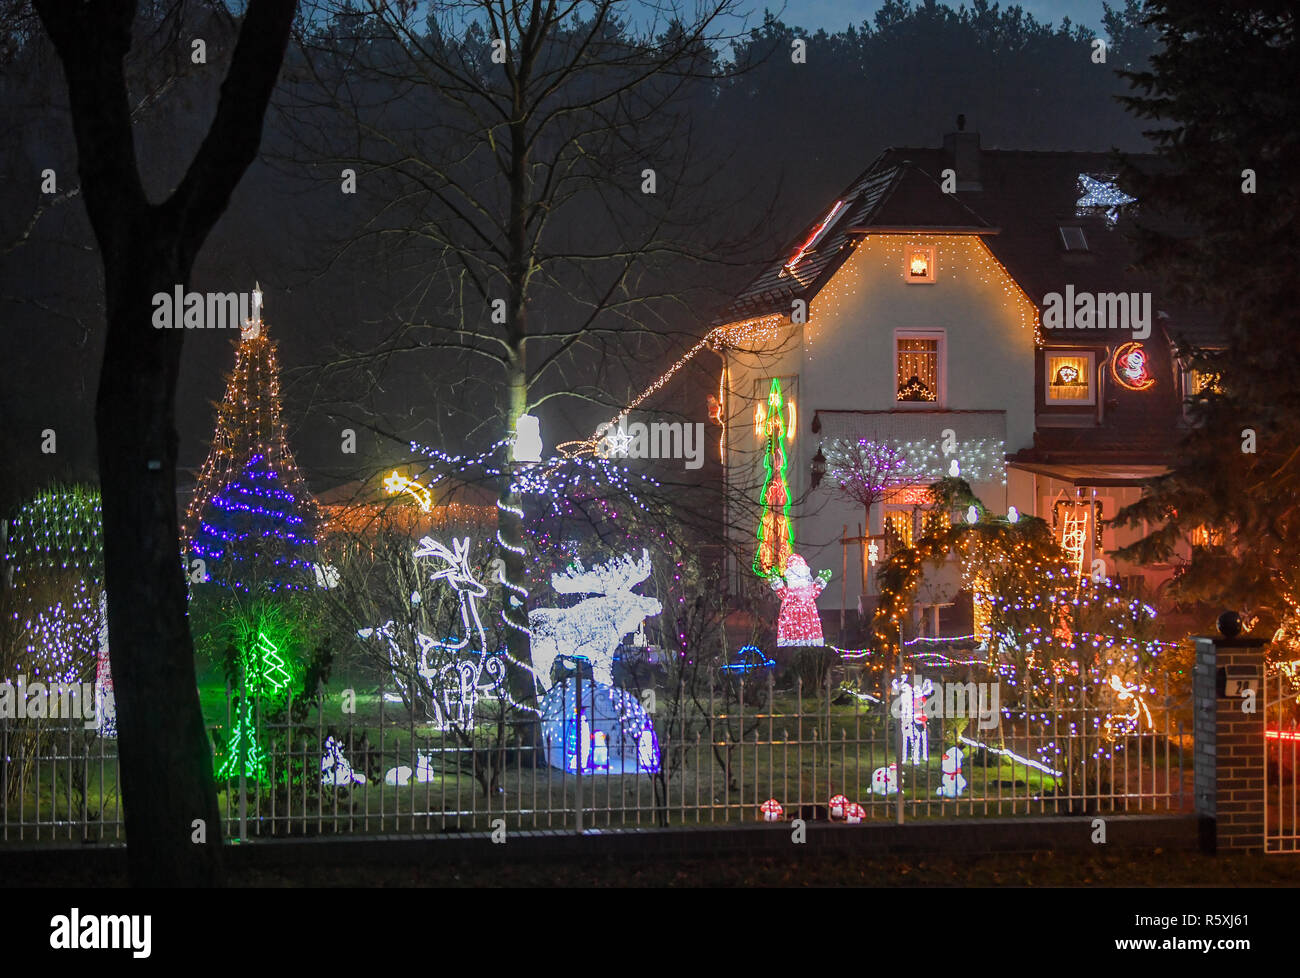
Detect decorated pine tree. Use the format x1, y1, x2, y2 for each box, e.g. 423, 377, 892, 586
185, 286, 318, 593
753, 378, 796, 577
1112, 0, 1300, 651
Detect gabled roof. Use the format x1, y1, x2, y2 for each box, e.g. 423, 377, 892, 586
717, 142, 1227, 349
714, 161, 993, 324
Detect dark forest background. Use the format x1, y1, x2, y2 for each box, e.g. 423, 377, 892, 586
0, 0, 1158, 507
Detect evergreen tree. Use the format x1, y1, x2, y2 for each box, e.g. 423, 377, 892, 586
186, 288, 318, 593
1111, 0, 1300, 648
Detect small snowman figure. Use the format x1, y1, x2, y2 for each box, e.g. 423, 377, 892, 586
935, 746, 967, 798
871, 764, 899, 795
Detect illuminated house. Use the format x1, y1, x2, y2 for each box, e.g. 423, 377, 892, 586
717, 123, 1221, 623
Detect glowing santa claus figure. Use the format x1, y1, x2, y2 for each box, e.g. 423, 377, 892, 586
770, 554, 831, 647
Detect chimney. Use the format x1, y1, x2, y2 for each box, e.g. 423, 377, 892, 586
942, 116, 982, 191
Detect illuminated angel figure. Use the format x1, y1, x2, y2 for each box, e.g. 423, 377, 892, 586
1102, 673, 1153, 740
771, 554, 830, 647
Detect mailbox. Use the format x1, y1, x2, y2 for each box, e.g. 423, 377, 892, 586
1216, 664, 1260, 699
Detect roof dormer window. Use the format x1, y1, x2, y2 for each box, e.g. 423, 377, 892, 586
1059, 226, 1088, 252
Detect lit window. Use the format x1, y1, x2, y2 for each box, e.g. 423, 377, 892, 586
884, 510, 913, 551
1190, 525, 1224, 548
906, 246, 936, 283
1045, 352, 1095, 405
1186, 368, 1221, 397
896, 333, 943, 404
883, 504, 950, 555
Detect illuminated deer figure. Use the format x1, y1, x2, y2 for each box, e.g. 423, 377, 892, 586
358, 536, 506, 728
528, 549, 662, 691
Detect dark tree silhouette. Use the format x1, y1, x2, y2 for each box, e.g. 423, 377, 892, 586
32, 0, 297, 886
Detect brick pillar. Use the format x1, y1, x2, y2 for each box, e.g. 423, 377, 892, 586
1193, 634, 1267, 854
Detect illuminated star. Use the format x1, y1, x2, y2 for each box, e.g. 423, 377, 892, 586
1075, 174, 1136, 226
606, 427, 634, 457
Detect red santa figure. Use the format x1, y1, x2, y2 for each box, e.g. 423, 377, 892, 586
771, 554, 830, 647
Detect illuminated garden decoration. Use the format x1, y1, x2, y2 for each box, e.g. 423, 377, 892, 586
770, 554, 831, 647
183, 284, 318, 588
3, 487, 111, 726
872, 478, 1171, 775
752, 378, 796, 576
539, 678, 659, 775
527, 549, 662, 691
215, 698, 269, 784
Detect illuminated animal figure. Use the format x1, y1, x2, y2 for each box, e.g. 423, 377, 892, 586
891, 675, 934, 765
935, 746, 967, 798
871, 764, 899, 795
528, 549, 662, 691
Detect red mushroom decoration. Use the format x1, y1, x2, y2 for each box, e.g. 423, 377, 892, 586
843, 802, 866, 824
759, 798, 784, 822
828, 794, 849, 819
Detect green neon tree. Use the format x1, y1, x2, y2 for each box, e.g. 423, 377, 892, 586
215, 698, 269, 784
753, 378, 796, 576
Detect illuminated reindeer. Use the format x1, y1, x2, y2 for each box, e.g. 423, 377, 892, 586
528, 549, 662, 691
358, 536, 506, 728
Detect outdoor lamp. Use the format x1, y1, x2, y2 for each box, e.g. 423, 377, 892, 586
811, 445, 827, 489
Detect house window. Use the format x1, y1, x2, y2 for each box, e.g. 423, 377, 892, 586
1059, 226, 1089, 251
1185, 368, 1221, 397
1190, 525, 1225, 548
896, 332, 944, 405
1045, 352, 1095, 405
883, 502, 951, 555
905, 246, 936, 283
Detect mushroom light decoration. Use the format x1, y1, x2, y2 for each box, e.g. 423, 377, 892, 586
760, 798, 785, 822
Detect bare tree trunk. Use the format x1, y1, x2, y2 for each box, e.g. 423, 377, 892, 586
34, 0, 296, 886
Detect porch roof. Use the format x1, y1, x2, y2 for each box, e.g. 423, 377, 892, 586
1006, 460, 1168, 487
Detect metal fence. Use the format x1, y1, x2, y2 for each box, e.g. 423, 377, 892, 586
1, 668, 1189, 844
1266, 670, 1300, 854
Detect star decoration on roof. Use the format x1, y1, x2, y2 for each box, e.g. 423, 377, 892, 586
1075, 174, 1136, 227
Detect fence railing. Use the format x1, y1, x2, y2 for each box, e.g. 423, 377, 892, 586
1, 666, 1189, 844
1266, 670, 1299, 854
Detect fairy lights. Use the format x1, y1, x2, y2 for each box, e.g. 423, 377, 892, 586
183, 285, 318, 549
785, 199, 846, 271
753, 378, 796, 576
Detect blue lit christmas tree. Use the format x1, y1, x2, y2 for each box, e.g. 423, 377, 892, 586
190, 454, 317, 593
185, 285, 318, 593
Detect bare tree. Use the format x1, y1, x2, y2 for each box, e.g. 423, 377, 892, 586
282, 0, 754, 697
32, 0, 296, 885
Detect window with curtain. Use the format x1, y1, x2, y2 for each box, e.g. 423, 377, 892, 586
1046, 353, 1093, 404
897, 336, 939, 402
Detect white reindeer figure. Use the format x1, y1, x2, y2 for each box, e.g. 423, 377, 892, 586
528, 549, 662, 691
358, 536, 506, 728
